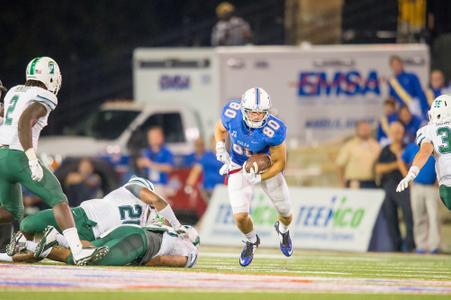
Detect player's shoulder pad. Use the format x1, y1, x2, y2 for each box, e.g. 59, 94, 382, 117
221, 99, 241, 128
416, 124, 432, 146
124, 176, 155, 192
264, 114, 286, 146
3, 85, 23, 99
33, 87, 58, 111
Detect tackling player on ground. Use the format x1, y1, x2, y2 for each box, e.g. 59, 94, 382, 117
0, 57, 106, 264
215, 87, 293, 267
397, 94, 451, 211
4, 176, 184, 261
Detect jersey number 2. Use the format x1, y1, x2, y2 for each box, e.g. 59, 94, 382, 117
118, 205, 142, 224
4, 95, 19, 126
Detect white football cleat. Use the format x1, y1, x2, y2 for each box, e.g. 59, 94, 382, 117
6, 231, 27, 256
73, 246, 110, 266
34, 225, 59, 258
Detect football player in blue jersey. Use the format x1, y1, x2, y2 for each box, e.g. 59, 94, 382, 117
214, 87, 293, 267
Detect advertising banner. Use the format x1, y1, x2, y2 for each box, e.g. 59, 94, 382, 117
200, 185, 385, 252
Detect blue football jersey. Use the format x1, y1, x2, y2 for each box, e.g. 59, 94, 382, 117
221, 100, 286, 166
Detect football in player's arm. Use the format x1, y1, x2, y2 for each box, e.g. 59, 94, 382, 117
396, 95, 451, 211
214, 87, 293, 267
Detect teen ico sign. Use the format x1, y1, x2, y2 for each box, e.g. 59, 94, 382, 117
200, 186, 384, 252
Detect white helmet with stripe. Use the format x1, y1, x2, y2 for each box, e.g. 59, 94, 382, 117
241, 87, 271, 128
429, 94, 451, 125
26, 56, 62, 95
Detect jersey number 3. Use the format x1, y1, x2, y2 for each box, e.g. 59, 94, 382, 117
437, 127, 451, 154
4, 95, 19, 126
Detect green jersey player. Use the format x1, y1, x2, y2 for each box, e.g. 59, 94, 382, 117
6, 224, 199, 268
397, 94, 451, 211
4, 177, 183, 261
0, 57, 106, 265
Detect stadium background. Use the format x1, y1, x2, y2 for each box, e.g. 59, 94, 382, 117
1, 0, 451, 299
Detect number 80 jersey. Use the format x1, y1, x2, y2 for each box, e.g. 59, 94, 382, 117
221, 100, 287, 166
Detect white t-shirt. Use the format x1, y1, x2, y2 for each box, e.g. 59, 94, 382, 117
0, 85, 57, 151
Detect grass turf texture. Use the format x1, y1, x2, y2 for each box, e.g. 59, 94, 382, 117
1, 247, 451, 299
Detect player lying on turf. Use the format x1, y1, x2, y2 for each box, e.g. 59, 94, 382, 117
214, 87, 293, 267
6, 223, 199, 268
4, 176, 183, 261
397, 94, 451, 211
0, 57, 102, 265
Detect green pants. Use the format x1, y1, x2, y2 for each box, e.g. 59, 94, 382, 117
20, 207, 96, 241
0, 148, 67, 221
439, 185, 451, 210
67, 225, 148, 266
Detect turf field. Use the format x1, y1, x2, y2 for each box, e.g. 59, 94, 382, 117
1, 246, 451, 300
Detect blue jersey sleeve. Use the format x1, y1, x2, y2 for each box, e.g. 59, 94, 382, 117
264, 116, 286, 147
221, 100, 241, 130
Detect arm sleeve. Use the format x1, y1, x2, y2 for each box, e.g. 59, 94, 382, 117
35, 90, 57, 111
416, 125, 432, 146
267, 122, 287, 147
124, 183, 144, 198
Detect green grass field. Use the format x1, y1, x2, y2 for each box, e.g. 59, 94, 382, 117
1, 246, 451, 300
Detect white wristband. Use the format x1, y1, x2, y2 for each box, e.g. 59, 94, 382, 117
409, 166, 419, 177
216, 141, 225, 149
25, 148, 37, 161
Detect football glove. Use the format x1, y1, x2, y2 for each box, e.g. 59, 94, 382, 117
396, 166, 419, 192
215, 141, 230, 164
243, 162, 262, 185
25, 149, 44, 182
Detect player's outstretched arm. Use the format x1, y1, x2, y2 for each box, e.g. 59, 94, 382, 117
135, 187, 182, 229
396, 142, 433, 192
411, 142, 434, 170
261, 141, 286, 181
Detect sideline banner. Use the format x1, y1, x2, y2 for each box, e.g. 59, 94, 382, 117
200, 185, 384, 252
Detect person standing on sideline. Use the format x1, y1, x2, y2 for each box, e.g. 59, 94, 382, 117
400, 142, 441, 254
336, 121, 381, 188
375, 121, 415, 252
